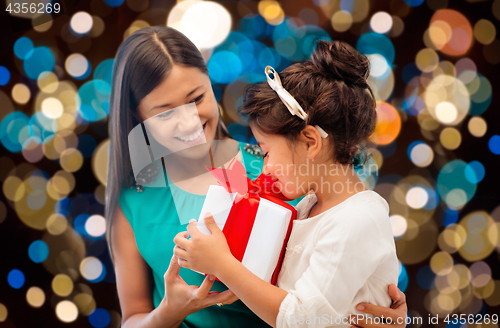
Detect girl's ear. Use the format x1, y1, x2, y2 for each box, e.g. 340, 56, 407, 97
299, 126, 322, 160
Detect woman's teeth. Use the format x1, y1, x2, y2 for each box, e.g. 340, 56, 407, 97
176, 126, 204, 142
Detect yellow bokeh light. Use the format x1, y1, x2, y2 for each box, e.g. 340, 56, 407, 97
440, 127, 461, 150
331, 10, 353, 32
73, 293, 96, 316
258, 0, 285, 25
416, 48, 439, 73
468, 116, 487, 137
60, 148, 84, 173
473, 19, 496, 45
52, 274, 74, 297
0, 303, 6, 322
26, 286, 45, 308
3, 176, 25, 202
46, 213, 68, 235
11, 83, 31, 105
37, 71, 59, 94
428, 20, 452, 50
92, 139, 110, 186
430, 251, 454, 276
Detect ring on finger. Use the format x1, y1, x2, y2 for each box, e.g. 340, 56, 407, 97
217, 303, 223, 307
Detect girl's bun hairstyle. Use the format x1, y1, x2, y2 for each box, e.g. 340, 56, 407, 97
239, 40, 376, 167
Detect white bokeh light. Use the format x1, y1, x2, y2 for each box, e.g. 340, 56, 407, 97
85, 215, 106, 237
168, 0, 231, 50
368, 54, 390, 78
55, 301, 78, 323
370, 12, 392, 34
406, 186, 429, 209
80, 257, 103, 281
70, 12, 93, 35
41, 97, 64, 119
390, 215, 408, 238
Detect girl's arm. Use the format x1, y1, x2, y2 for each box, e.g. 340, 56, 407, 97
112, 206, 238, 328
174, 215, 286, 327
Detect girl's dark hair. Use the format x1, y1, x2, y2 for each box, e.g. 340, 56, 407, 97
239, 40, 376, 167
106, 26, 230, 256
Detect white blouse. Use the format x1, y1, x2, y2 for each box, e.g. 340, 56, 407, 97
276, 190, 399, 327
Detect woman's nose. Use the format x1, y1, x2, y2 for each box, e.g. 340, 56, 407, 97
177, 106, 202, 132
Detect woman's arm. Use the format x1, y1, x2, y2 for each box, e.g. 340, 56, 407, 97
351, 285, 408, 328
174, 215, 286, 327
112, 205, 238, 328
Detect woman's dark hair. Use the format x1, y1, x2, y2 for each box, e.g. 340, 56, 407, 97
106, 26, 230, 256
239, 40, 376, 167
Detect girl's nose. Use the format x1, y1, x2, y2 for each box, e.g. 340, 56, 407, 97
262, 163, 271, 176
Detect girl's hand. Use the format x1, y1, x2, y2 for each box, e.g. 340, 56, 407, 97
350, 284, 408, 328
173, 213, 234, 276
160, 253, 239, 319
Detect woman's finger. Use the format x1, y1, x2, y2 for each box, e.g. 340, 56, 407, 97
209, 289, 239, 305
195, 275, 215, 299
164, 255, 181, 282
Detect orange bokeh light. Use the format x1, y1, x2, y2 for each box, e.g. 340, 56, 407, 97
430, 9, 473, 56
370, 101, 402, 145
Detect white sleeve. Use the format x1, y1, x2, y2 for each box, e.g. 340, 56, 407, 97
276, 206, 393, 328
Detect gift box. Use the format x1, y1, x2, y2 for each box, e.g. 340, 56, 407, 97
195, 158, 297, 285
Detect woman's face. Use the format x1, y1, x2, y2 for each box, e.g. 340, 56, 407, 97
136, 65, 218, 159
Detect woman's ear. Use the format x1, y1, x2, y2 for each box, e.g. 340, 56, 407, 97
299, 126, 322, 160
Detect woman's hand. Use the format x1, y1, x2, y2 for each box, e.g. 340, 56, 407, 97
159, 252, 239, 320
350, 284, 408, 328
173, 213, 234, 276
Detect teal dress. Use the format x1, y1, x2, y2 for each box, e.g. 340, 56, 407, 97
119, 141, 302, 328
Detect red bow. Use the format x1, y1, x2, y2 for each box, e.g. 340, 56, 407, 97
206, 158, 297, 285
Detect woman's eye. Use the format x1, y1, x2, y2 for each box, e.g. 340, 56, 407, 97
190, 93, 204, 103
156, 111, 173, 120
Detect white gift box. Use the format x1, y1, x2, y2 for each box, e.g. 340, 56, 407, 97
196, 185, 294, 283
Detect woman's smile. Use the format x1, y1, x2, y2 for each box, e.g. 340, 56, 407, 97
174, 122, 207, 145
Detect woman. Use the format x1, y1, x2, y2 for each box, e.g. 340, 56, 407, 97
106, 25, 408, 328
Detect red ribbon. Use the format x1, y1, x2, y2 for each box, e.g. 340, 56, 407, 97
206, 158, 297, 285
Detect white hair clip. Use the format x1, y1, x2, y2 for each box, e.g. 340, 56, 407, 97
265, 65, 328, 139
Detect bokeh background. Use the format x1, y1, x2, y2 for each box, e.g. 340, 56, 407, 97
1, 0, 499, 327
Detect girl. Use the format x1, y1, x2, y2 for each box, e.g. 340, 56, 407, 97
106, 25, 406, 328
173, 40, 400, 328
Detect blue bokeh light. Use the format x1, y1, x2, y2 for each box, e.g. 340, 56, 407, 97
0, 111, 31, 152
77, 80, 111, 122
0, 66, 11, 86
103, 0, 124, 7
14, 37, 34, 60
416, 265, 435, 290
23, 47, 55, 80
488, 135, 500, 155
208, 51, 242, 84
356, 32, 395, 65
7, 269, 25, 289
465, 161, 485, 183
28, 240, 49, 263
404, 0, 425, 7
89, 308, 111, 328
